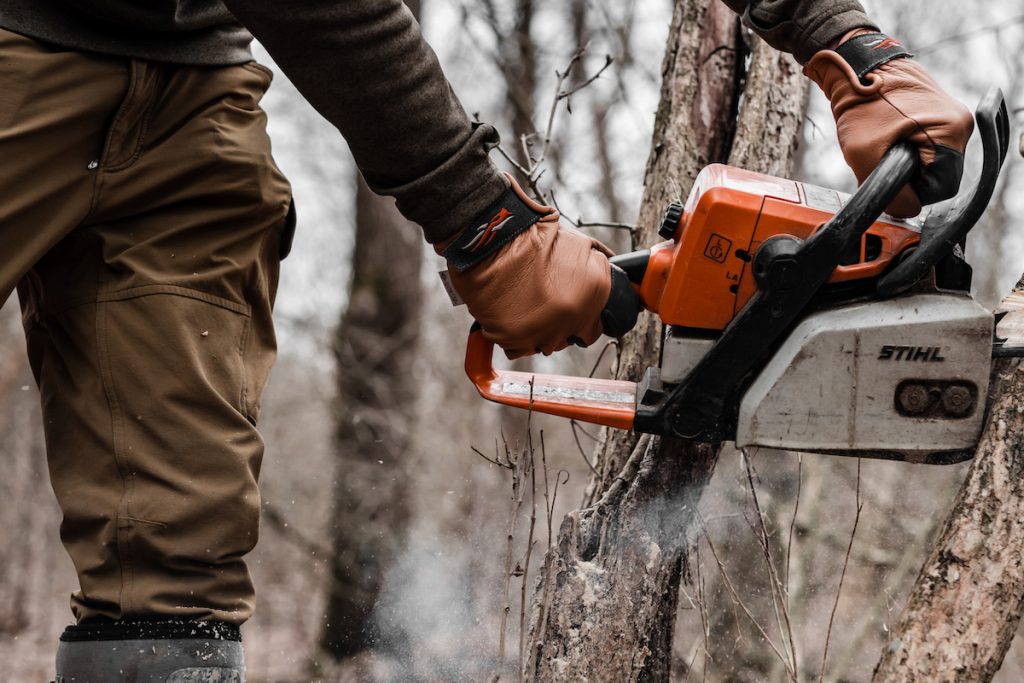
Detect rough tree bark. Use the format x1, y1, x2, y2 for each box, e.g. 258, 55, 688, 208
523, 2, 807, 680
872, 282, 1024, 682
318, 1, 425, 650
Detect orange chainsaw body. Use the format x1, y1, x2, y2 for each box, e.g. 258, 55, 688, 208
465, 164, 925, 433
464, 87, 1010, 454
642, 164, 921, 331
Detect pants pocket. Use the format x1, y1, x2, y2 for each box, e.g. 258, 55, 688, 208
26, 285, 266, 622
278, 197, 297, 260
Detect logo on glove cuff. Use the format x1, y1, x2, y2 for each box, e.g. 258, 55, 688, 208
466, 207, 515, 252
867, 37, 902, 50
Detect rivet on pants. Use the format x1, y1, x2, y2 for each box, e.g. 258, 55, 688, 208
87, 159, 99, 170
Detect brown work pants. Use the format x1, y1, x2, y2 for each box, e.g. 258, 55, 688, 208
0, 28, 292, 625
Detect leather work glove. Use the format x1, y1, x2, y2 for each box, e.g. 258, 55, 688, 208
804, 31, 975, 218
439, 174, 640, 359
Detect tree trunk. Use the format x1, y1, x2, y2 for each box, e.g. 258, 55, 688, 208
522, 2, 807, 679
872, 283, 1024, 682
318, 167, 424, 657
488, 0, 537, 172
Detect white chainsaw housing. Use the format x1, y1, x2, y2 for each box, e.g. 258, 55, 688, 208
732, 293, 993, 462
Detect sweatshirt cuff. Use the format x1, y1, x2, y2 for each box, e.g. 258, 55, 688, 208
793, 7, 878, 64
368, 121, 509, 245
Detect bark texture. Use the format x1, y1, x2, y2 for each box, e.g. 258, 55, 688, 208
523, 4, 807, 679
872, 288, 1024, 683
319, 167, 424, 658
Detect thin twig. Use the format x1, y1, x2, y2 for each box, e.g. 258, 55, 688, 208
803, 114, 826, 141
682, 643, 701, 683
785, 454, 802, 614
485, 45, 623, 226
492, 382, 538, 682
492, 436, 518, 683
573, 219, 638, 234
473, 445, 510, 469
525, 168, 548, 205
499, 432, 510, 467
520, 133, 536, 168
574, 423, 599, 441
533, 47, 585, 175
697, 543, 710, 683
529, 45, 610, 189
558, 54, 614, 102
519, 425, 538, 671
587, 339, 620, 378
694, 542, 712, 682
594, 433, 651, 508
551, 469, 569, 524
491, 140, 533, 178
699, 513, 795, 677
742, 451, 798, 680
916, 14, 1024, 56
530, 439, 567, 679
818, 458, 863, 683
570, 420, 599, 475
541, 431, 554, 549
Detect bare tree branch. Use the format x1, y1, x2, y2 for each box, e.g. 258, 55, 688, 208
917, 14, 1024, 56
820, 459, 863, 682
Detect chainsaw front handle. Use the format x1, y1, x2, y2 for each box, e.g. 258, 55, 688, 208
877, 87, 1010, 297
465, 325, 637, 430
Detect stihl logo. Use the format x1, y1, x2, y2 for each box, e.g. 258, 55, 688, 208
878, 345, 945, 362
867, 37, 902, 50
466, 208, 514, 252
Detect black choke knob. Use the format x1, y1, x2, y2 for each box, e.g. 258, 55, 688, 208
659, 202, 684, 240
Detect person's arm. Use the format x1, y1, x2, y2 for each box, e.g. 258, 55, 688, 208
718, 0, 876, 63
220, 0, 506, 245
222, 0, 634, 357
722, 0, 973, 218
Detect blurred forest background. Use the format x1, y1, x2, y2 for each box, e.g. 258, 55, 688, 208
1, 0, 1023, 680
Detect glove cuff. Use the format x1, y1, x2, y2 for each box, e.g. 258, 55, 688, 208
441, 180, 545, 273
835, 32, 914, 83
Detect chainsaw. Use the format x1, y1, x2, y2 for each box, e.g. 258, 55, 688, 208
465, 87, 1021, 464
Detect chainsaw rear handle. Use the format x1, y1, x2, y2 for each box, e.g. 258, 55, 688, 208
465, 323, 637, 429
877, 87, 1010, 297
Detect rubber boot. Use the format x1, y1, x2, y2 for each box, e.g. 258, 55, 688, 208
54, 620, 245, 683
